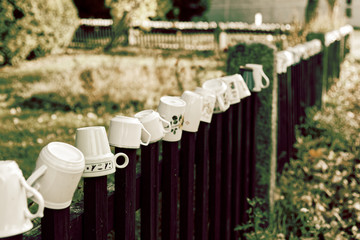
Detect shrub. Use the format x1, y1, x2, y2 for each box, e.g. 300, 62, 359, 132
0, 0, 79, 66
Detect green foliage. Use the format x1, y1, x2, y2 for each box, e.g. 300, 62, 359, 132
169, 0, 210, 21
236, 58, 360, 239
0, 0, 79, 66
155, 0, 174, 20
226, 42, 276, 207
105, 0, 158, 48
305, 0, 319, 24
304, 0, 346, 33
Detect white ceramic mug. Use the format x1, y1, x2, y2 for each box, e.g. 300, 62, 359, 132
221, 75, 241, 104
134, 110, 171, 143
194, 87, 216, 123
245, 63, 270, 92
75, 126, 129, 178
202, 78, 230, 113
181, 91, 203, 132
108, 116, 151, 149
224, 74, 251, 99
0, 161, 44, 238
27, 142, 85, 210
157, 96, 186, 142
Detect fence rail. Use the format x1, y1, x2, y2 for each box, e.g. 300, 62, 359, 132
1, 24, 353, 240
69, 19, 292, 50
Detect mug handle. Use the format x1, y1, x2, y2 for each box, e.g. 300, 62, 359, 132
140, 125, 151, 146
26, 165, 47, 189
159, 116, 171, 133
20, 177, 45, 219
261, 71, 270, 88
114, 152, 129, 169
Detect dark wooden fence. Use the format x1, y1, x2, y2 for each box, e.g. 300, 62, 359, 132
17, 101, 255, 240
2, 25, 353, 240
276, 25, 353, 173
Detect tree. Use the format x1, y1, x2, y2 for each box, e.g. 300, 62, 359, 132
0, 0, 79, 66
104, 0, 158, 49
169, 0, 210, 21
305, 0, 319, 24
305, 0, 342, 29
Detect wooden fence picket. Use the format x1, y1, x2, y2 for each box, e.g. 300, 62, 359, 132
114, 148, 137, 240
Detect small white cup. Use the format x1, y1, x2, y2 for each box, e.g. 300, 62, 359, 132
134, 110, 171, 143
157, 96, 187, 142
108, 116, 151, 149
0, 161, 44, 238
181, 91, 203, 132
27, 142, 85, 210
75, 126, 129, 178
202, 78, 230, 113
245, 63, 270, 92
194, 87, 216, 123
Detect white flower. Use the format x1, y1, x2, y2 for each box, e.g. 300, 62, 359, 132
300, 208, 309, 213
13, 118, 19, 125
10, 108, 17, 115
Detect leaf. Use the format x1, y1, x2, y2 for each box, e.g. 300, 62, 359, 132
309, 148, 325, 159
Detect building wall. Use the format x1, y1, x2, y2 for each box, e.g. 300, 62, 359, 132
345, 0, 360, 28
206, 0, 307, 23
206, 0, 358, 28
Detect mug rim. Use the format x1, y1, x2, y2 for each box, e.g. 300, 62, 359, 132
160, 96, 186, 107
182, 90, 202, 98
134, 109, 159, 123
245, 63, 263, 69
0, 222, 33, 238
0, 160, 23, 177
76, 125, 106, 132
39, 142, 85, 173
202, 78, 227, 93
112, 115, 141, 124
195, 87, 216, 98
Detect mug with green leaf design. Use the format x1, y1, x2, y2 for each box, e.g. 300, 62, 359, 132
157, 96, 186, 142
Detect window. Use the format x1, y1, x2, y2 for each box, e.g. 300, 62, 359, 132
346, 8, 352, 18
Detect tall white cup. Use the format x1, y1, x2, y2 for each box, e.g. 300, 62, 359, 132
194, 87, 216, 123
157, 96, 186, 142
181, 91, 203, 132
0, 161, 44, 238
27, 142, 85, 210
108, 116, 151, 149
134, 110, 171, 143
245, 63, 270, 92
202, 78, 230, 113
75, 126, 129, 177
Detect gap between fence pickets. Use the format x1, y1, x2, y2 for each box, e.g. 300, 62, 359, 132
269, 55, 279, 214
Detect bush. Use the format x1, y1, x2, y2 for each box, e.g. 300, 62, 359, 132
0, 0, 79, 66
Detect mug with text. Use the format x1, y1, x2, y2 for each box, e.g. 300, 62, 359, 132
75, 126, 129, 177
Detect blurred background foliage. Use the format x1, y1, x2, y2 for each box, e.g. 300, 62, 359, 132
0, 0, 79, 65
